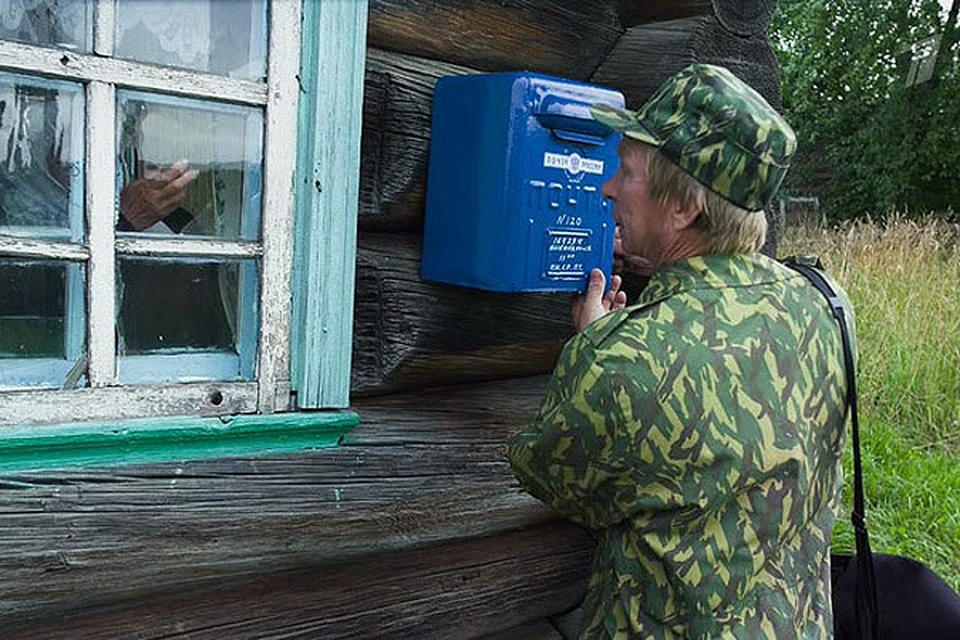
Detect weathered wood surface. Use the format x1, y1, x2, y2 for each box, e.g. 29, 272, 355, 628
366, 0, 777, 77
5, 521, 593, 640
0, 376, 572, 627
711, 0, 779, 36
619, 0, 712, 27
590, 15, 782, 111
621, 0, 777, 33
367, 0, 623, 79
352, 232, 573, 395
0, 382, 258, 428
360, 48, 472, 231
478, 619, 565, 640
360, 21, 782, 231
0, 39, 267, 106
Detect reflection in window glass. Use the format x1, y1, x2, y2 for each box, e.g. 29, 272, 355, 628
115, 0, 267, 81
117, 257, 258, 380
0, 71, 84, 240
0, 0, 91, 51
116, 91, 263, 241
0, 258, 85, 360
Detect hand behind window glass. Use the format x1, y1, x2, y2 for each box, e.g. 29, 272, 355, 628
118, 160, 198, 231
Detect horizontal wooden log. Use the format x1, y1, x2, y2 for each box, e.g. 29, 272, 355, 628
5, 520, 594, 640
0, 376, 562, 626
590, 15, 782, 111
368, 0, 623, 79
348, 374, 550, 445
360, 48, 473, 230
622, 0, 776, 34
477, 619, 565, 640
619, 0, 713, 27
352, 232, 573, 396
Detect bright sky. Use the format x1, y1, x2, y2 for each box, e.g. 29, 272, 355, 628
941, 0, 953, 18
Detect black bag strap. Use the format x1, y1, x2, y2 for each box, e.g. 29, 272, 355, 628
783, 257, 878, 640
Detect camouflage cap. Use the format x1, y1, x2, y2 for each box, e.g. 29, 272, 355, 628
591, 64, 796, 212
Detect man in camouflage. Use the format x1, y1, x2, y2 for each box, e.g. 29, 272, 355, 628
506, 64, 852, 639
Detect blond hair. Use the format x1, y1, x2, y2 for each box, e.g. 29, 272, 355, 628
632, 141, 768, 254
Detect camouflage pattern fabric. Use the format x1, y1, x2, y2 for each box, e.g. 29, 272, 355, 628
590, 64, 796, 212
506, 253, 852, 639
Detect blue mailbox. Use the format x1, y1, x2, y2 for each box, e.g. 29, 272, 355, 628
421, 72, 624, 292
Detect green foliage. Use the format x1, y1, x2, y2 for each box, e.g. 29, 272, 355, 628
781, 219, 960, 592
771, 0, 960, 220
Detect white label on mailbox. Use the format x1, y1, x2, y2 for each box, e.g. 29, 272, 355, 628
543, 152, 604, 176
543, 229, 592, 280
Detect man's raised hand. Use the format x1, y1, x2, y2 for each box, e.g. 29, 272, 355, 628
571, 268, 627, 332
119, 160, 198, 231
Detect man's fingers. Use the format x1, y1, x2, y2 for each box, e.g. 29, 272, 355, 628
158, 160, 190, 182
156, 168, 198, 204
571, 270, 606, 331
584, 268, 606, 305
137, 166, 196, 220
614, 291, 627, 310
603, 274, 623, 310
170, 168, 198, 191
141, 162, 194, 191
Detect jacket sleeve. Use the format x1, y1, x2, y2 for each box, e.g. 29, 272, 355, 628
505, 336, 695, 530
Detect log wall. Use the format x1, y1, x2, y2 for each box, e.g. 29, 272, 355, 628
1, 378, 593, 638
367, 0, 625, 79
352, 233, 573, 394
354, 0, 784, 397
6, 525, 591, 640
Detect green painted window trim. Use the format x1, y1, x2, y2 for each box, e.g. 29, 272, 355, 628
0, 411, 359, 473
290, 0, 368, 409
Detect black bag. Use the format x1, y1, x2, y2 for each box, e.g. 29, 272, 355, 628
784, 258, 960, 640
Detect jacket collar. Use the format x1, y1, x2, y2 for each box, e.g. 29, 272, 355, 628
635, 252, 792, 307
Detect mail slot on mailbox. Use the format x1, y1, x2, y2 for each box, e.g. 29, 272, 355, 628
421, 72, 624, 292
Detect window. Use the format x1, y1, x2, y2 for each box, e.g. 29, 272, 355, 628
0, 0, 306, 425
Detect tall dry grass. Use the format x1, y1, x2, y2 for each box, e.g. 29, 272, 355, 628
782, 217, 960, 449
780, 217, 960, 591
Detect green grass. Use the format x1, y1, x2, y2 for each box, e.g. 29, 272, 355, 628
781, 217, 960, 592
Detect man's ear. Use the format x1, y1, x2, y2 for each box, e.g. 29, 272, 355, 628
668, 197, 702, 232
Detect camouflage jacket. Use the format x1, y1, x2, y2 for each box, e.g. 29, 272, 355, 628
506, 253, 852, 639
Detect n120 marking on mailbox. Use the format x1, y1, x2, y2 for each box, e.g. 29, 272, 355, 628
543, 152, 604, 176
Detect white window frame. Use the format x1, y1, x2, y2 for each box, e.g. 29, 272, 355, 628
0, 0, 302, 425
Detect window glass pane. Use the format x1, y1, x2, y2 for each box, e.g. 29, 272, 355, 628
0, 0, 91, 51
116, 91, 263, 241
0, 71, 84, 240
115, 0, 267, 81
117, 257, 258, 381
0, 258, 86, 389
